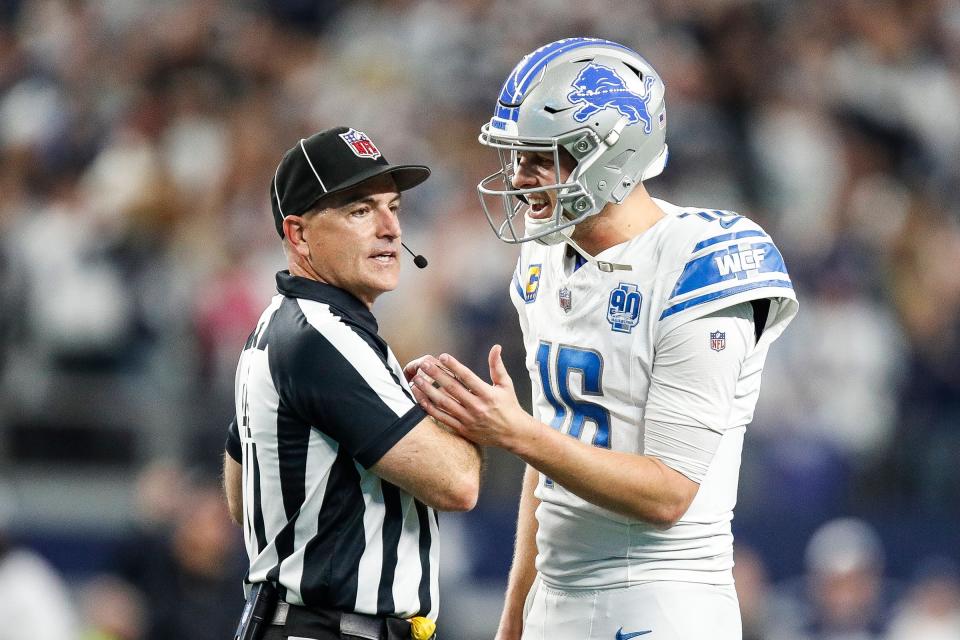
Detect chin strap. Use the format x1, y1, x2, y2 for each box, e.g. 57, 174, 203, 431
529, 212, 633, 272
527, 203, 632, 271
563, 235, 632, 272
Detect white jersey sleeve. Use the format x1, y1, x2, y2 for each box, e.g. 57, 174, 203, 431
643, 302, 755, 483
645, 302, 755, 432
509, 254, 533, 355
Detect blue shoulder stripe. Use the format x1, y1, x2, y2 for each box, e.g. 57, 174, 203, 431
512, 258, 524, 299
660, 280, 794, 320
513, 271, 524, 299
693, 229, 766, 252
669, 241, 789, 299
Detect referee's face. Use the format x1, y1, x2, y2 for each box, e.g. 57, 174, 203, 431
302, 175, 404, 307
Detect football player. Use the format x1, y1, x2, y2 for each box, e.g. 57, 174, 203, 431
409, 38, 798, 640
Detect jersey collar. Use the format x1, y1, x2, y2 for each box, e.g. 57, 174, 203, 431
276, 271, 379, 334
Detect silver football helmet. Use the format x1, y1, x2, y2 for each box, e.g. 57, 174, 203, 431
478, 38, 668, 245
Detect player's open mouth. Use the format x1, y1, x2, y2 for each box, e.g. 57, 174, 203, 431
528, 197, 552, 219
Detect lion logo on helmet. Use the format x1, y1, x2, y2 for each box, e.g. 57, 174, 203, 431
567, 63, 656, 133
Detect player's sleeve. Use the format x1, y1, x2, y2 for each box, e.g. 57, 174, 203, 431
225, 416, 241, 463
269, 303, 425, 469
510, 256, 524, 304
656, 223, 798, 346
509, 254, 532, 339
642, 302, 755, 483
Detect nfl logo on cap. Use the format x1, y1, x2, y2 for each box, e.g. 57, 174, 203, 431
710, 331, 726, 352
339, 128, 381, 160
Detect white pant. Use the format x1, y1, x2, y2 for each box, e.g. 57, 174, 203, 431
522, 577, 742, 640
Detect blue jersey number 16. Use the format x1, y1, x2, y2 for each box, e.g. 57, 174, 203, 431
535, 341, 611, 449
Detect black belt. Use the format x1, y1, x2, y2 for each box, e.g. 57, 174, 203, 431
271, 601, 414, 640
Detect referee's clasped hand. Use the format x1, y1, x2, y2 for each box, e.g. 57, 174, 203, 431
411, 345, 537, 453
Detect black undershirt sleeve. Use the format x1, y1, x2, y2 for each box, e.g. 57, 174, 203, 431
225, 416, 241, 463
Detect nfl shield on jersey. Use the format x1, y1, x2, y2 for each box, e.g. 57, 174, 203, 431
558, 287, 572, 313
509, 199, 797, 590
710, 331, 726, 352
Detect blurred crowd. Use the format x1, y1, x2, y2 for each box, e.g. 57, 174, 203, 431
0, 465, 246, 640
1, 0, 959, 638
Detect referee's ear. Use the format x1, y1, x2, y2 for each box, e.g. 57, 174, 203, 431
282, 215, 312, 258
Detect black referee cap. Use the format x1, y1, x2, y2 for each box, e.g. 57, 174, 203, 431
270, 127, 431, 237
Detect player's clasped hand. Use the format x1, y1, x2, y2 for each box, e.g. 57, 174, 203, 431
402, 354, 440, 383
411, 345, 536, 453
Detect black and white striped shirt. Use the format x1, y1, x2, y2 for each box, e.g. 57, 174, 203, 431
226, 271, 438, 619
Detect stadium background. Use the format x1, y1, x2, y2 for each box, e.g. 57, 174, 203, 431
1, 0, 959, 638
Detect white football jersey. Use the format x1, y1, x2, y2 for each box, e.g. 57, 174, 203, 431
510, 199, 798, 589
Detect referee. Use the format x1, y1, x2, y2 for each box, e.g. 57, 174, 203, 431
222, 127, 482, 640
